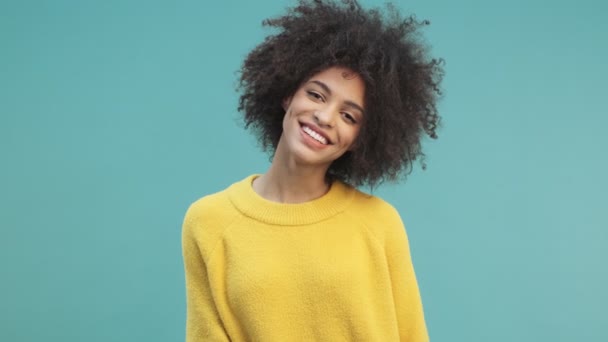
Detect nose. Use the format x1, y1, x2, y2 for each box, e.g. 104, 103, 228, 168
313, 109, 336, 128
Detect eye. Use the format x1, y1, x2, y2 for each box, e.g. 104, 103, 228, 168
342, 112, 357, 124
307, 91, 324, 102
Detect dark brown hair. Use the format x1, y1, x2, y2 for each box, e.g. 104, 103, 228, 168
238, 0, 444, 188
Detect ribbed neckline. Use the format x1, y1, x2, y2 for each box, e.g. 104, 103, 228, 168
228, 174, 355, 226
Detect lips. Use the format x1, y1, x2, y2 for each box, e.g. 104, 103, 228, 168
299, 122, 332, 144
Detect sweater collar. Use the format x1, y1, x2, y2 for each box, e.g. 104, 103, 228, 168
228, 174, 355, 226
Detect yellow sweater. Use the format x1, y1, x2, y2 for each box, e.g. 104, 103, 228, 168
182, 174, 428, 341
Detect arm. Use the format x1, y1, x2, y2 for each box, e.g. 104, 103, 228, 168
182, 214, 231, 342
385, 209, 429, 342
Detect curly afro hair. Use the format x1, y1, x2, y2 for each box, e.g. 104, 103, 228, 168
238, 0, 444, 188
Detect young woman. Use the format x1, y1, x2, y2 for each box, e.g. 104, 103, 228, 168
182, 0, 443, 341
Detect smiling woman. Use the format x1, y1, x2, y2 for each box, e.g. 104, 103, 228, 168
181, 0, 443, 341
278, 66, 365, 173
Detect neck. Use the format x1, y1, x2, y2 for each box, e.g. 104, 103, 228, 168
253, 141, 331, 204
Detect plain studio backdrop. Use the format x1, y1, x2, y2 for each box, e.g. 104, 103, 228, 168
1, 0, 606, 341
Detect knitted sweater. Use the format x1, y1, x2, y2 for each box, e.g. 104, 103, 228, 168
181, 174, 428, 341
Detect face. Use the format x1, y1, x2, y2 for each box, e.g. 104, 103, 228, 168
279, 66, 365, 168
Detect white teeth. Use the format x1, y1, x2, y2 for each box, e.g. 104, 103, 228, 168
302, 125, 328, 144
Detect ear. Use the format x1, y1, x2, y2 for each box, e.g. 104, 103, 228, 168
282, 96, 292, 111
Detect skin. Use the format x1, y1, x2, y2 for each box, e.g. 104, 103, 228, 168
252, 66, 365, 203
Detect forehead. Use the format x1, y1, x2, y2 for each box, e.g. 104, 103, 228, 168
305, 66, 366, 105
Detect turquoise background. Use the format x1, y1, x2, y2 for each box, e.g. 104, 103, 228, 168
1, 0, 606, 341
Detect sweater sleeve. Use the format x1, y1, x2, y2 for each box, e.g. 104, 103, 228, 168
182, 212, 230, 342
385, 207, 429, 342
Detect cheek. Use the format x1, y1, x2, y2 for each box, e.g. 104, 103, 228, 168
348, 127, 361, 143
344, 127, 362, 149
282, 110, 290, 129
282, 109, 299, 135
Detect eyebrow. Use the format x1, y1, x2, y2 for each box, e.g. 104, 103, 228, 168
309, 80, 365, 115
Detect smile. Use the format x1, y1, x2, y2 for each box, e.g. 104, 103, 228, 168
301, 125, 329, 145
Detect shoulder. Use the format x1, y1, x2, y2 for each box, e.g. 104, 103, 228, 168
347, 188, 403, 224
183, 187, 237, 228
181, 183, 242, 257
345, 187, 407, 242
